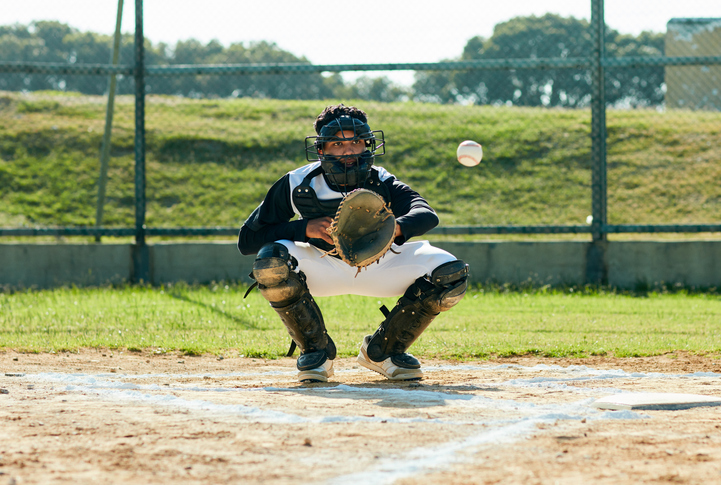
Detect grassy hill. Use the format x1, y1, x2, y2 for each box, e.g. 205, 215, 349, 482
1, 91, 719, 238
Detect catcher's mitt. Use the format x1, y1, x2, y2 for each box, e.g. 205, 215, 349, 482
325, 188, 397, 276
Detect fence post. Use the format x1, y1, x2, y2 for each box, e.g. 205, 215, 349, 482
95, 0, 124, 243
132, 0, 149, 283
587, 0, 608, 284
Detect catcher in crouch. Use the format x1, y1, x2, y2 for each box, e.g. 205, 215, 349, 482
238, 104, 468, 382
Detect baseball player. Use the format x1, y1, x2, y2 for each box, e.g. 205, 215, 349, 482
238, 104, 468, 382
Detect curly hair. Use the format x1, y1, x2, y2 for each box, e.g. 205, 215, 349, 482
313, 104, 369, 134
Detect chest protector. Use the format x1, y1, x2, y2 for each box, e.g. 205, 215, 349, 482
293, 166, 391, 251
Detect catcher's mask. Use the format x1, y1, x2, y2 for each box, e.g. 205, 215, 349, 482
305, 115, 385, 191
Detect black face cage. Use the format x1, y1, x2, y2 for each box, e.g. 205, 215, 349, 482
304, 130, 386, 163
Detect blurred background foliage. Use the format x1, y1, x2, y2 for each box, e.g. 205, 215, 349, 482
0, 14, 663, 106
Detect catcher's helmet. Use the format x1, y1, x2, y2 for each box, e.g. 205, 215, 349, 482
305, 115, 385, 190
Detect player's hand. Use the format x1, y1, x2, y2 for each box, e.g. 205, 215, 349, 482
394, 223, 402, 240
305, 216, 334, 245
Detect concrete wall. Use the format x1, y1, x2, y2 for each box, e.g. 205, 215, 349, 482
150, 243, 252, 285
1, 244, 131, 288
2, 241, 720, 289
607, 241, 721, 289
435, 241, 589, 286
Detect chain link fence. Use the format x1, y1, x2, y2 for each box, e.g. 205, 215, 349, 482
1, 0, 720, 279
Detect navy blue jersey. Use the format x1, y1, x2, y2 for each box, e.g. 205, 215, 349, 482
238, 163, 439, 256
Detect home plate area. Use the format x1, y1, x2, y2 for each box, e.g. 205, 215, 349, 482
2, 353, 721, 484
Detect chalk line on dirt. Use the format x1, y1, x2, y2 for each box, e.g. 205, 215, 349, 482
20, 364, 691, 483
24, 372, 634, 425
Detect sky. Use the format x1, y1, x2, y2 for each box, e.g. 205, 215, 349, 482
4, 0, 721, 85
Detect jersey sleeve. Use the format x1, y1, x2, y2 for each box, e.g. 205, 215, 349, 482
238, 175, 307, 255
384, 176, 439, 245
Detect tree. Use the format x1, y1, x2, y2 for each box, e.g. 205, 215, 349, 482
0, 23, 335, 100
604, 31, 664, 107
333, 76, 409, 102
412, 66, 459, 104
413, 14, 665, 107
455, 14, 595, 107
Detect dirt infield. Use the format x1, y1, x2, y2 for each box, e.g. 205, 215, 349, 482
1, 350, 720, 484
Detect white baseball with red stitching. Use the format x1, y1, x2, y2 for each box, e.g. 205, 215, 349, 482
456, 140, 483, 167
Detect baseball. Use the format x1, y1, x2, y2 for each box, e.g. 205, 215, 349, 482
456, 140, 483, 167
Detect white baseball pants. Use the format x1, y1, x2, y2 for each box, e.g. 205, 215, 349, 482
276, 239, 456, 298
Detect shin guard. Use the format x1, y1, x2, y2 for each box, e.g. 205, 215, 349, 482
366, 260, 469, 364
253, 243, 336, 370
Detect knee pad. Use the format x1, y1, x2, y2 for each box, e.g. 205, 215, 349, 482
403, 259, 469, 313
252, 243, 295, 287
428, 260, 469, 313
253, 243, 303, 306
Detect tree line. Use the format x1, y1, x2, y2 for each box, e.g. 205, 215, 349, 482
1, 15, 664, 107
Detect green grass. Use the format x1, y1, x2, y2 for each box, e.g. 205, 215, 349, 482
2, 284, 720, 359
3, 93, 719, 358
1, 91, 720, 233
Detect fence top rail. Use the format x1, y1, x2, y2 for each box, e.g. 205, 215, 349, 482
2, 55, 720, 77
604, 55, 721, 68
0, 62, 134, 76
144, 57, 593, 75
